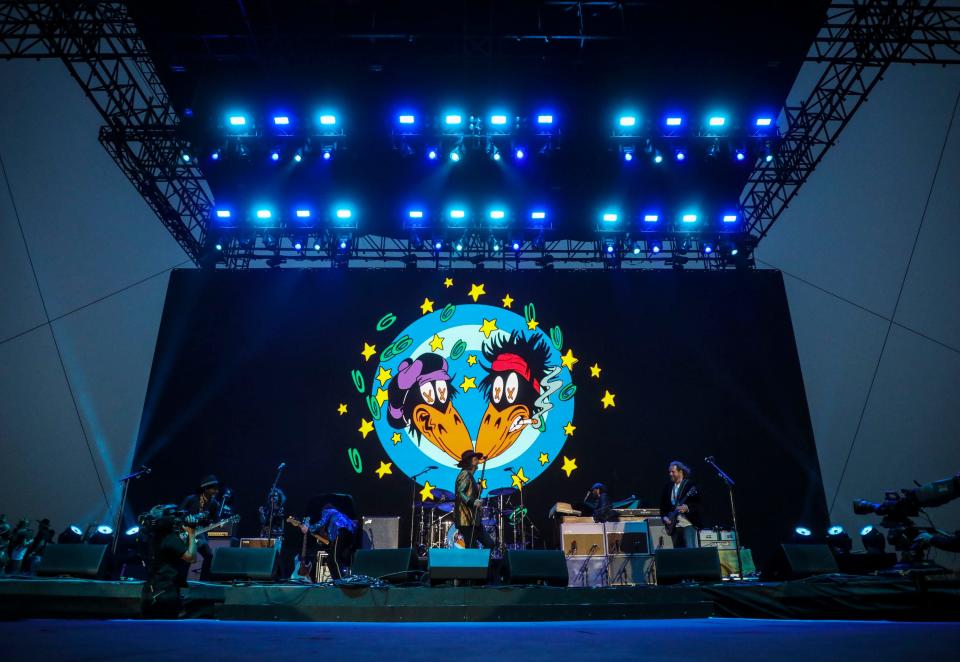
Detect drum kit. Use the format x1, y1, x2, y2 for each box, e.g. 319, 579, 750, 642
414, 486, 533, 555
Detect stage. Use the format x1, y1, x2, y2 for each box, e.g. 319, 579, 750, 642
2, 575, 958, 623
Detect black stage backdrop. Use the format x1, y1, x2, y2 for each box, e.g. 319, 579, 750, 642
130, 269, 828, 569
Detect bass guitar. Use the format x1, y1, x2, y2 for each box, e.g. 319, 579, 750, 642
286, 516, 330, 546
663, 486, 698, 536
289, 516, 313, 581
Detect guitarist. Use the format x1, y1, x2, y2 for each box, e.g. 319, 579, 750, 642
659, 461, 702, 548
300, 504, 357, 580
178, 474, 222, 580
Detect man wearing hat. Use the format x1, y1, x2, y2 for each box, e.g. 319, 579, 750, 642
454, 450, 496, 550
584, 483, 612, 523
178, 475, 222, 580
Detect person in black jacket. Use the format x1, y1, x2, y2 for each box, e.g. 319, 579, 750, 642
584, 483, 612, 523
659, 461, 702, 548
178, 475, 221, 580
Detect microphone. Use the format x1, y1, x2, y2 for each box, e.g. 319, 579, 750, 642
140, 465, 152, 474
704, 456, 715, 463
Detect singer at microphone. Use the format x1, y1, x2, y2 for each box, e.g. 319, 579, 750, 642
453, 450, 496, 552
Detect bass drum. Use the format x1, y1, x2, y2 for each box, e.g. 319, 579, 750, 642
444, 521, 465, 548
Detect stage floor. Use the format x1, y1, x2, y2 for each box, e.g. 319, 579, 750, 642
1, 575, 959, 622
1, 618, 959, 661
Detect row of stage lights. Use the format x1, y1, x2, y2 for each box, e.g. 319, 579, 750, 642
793, 524, 887, 554
212, 206, 742, 229
217, 111, 777, 134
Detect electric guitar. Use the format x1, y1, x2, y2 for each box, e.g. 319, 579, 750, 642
286, 516, 330, 546
179, 514, 240, 542
663, 486, 698, 536
290, 516, 313, 580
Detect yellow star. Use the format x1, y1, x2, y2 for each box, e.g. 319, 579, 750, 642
444, 277, 454, 288
375, 387, 389, 408
601, 390, 616, 409
375, 461, 393, 479
501, 293, 514, 308
420, 481, 436, 501
479, 318, 498, 338
361, 342, 377, 362
538, 452, 549, 466
391, 432, 402, 445
561, 348, 579, 371
468, 283, 486, 302
376, 366, 393, 386
337, 403, 348, 416
420, 297, 435, 315
511, 467, 530, 490
467, 354, 477, 366
358, 418, 375, 439
527, 318, 539, 331
563, 421, 576, 436
561, 456, 578, 477
460, 376, 477, 393
589, 363, 602, 378
429, 333, 445, 352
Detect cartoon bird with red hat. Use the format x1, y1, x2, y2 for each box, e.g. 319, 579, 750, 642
476, 331, 553, 460
386, 352, 474, 461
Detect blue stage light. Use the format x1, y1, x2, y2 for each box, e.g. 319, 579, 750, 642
602, 212, 618, 222
708, 116, 726, 127
228, 115, 246, 126
445, 114, 463, 125
665, 116, 683, 127
514, 148, 525, 159
512, 241, 521, 250
633, 246, 641, 255
682, 213, 697, 223
492, 151, 501, 161
314, 241, 322, 251
489, 210, 505, 220
125, 526, 140, 536
428, 149, 438, 160
703, 244, 713, 254
654, 153, 663, 164
408, 210, 424, 219
398, 114, 416, 124
531, 211, 546, 220
606, 244, 615, 254
490, 114, 508, 125
211, 151, 220, 161
676, 150, 686, 161
731, 248, 739, 256
651, 242, 662, 254
434, 240, 443, 250
828, 525, 844, 536
795, 526, 812, 537
97, 525, 113, 535
293, 240, 303, 250
322, 150, 332, 161
181, 153, 191, 163
293, 153, 302, 163
736, 151, 745, 161
723, 214, 737, 223
765, 153, 773, 163
456, 242, 464, 251
256, 209, 272, 219
271, 151, 280, 161
335, 209, 352, 219
319, 114, 337, 126
216, 210, 231, 219
70, 525, 83, 536
493, 243, 500, 252
273, 116, 290, 125
643, 214, 658, 223
295, 209, 311, 218
214, 243, 223, 251
624, 151, 633, 162
450, 209, 466, 220
450, 150, 461, 162
619, 115, 637, 127
755, 117, 773, 127
860, 525, 874, 536
339, 240, 347, 249
537, 115, 554, 125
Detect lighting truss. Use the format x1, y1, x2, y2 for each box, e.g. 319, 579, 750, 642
741, 0, 960, 241
0, 1, 213, 264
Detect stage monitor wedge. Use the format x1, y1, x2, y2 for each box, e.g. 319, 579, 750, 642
780, 543, 840, 579
210, 547, 278, 581
504, 550, 569, 586
352, 548, 416, 583
37, 543, 107, 578
654, 548, 722, 585
428, 548, 490, 582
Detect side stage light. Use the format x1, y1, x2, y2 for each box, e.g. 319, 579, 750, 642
58, 525, 84, 544
860, 525, 886, 554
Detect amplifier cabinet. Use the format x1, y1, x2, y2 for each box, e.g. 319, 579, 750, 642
361, 516, 400, 550
560, 521, 606, 557
645, 518, 674, 551
240, 537, 281, 549
607, 554, 655, 586
565, 555, 608, 587
605, 520, 649, 555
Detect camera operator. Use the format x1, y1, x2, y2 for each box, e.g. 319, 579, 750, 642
915, 530, 960, 553
140, 505, 197, 619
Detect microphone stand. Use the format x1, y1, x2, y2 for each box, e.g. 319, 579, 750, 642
267, 464, 286, 548
112, 466, 151, 555
470, 460, 488, 549
409, 466, 436, 549
705, 457, 743, 580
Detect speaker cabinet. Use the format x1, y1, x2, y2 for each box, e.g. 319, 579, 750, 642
352, 548, 416, 583
654, 547, 722, 585
645, 518, 674, 551
360, 516, 400, 550
607, 555, 655, 585
780, 544, 840, 578
186, 537, 232, 580
566, 555, 608, 587
428, 548, 490, 581
504, 550, 569, 586
606, 520, 650, 555
210, 547, 278, 581
37, 544, 107, 578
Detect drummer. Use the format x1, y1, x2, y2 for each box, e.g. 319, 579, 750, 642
454, 450, 497, 549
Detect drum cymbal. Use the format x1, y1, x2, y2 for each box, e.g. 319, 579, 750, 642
431, 488, 455, 501
418, 501, 440, 510
436, 502, 454, 513
488, 487, 518, 497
